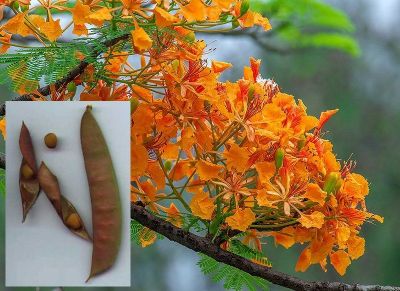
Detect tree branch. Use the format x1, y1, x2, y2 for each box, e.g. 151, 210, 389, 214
0, 34, 130, 117
131, 202, 399, 291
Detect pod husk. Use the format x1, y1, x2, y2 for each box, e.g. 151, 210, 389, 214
19, 122, 40, 222
80, 105, 122, 282
37, 162, 91, 241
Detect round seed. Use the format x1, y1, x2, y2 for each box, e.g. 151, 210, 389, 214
44, 133, 57, 148
21, 164, 34, 179
65, 213, 81, 230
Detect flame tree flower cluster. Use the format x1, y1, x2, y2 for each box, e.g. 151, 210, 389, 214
130, 57, 383, 276
0, 0, 382, 278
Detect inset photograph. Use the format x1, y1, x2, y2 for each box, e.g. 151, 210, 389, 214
5, 101, 131, 287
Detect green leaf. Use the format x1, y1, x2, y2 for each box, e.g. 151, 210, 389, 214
240, 0, 250, 16
131, 219, 164, 246
251, 0, 360, 56
197, 240, 270, 290
280, 26, 360, 56
253, 0, 354, 32
181, 213, 207, 232
0, 47, 82, 92
130, 219, 144, 245
198, 254, 269, 291
229, 239, 271, 266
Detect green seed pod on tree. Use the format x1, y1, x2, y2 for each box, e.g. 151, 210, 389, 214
297, 135, 306, 150
323, 172, 340, 194
275, 148, 285, 169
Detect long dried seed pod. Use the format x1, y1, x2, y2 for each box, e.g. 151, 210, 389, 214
80, 105, 122, 282
19, 122, 40, 222
37, 162, 91, 241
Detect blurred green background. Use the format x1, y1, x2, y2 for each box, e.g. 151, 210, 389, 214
1, 0, 399, 290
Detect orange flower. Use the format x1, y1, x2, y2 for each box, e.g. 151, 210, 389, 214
196, 160, 223, 181
180, 0, 207, 22
147, 162, 165, 189
131, 27, 153, 52
330, 250, 351, 275
237, 10, 271, 31
170, 160, 194, 181
270, 227, 296, 249
71, 1, 91, 26
255, 162, 276, 184
347, 235, 365, 260
131, 144, 148, 178
211, 60, 232, 73
223, 143, 250, 173
318, 109, 339, 130
0, 117, 6, 139
2, 13, 32, 37
0, 31, 11, 54
298, 211, 325, 229
336, 224, 351, 249
166, 203, 182, 227
154, 7, 178, 28
342, 173, 369, 199
303, 183, 327, 206
225, 208, 256, 231
295, 248, 311, 272
189, 190, 215, 220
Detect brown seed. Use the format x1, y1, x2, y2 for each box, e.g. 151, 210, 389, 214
21, 164, 34, 179
65, 213, 81, 230
44, 133, 57, 148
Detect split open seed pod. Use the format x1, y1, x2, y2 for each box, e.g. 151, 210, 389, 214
37, 162, 91, 241
81, 105, 122, 282
19, 122, 40, 222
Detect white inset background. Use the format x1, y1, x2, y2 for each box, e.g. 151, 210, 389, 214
5, 101, 131, 287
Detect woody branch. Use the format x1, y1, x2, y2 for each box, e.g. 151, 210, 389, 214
131, 202, 399, 291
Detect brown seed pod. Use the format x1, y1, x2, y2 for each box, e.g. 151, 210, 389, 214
81, 105, 122, 282
37, 162, 91, 241
44, 133, 57, 148
19, 122, 40, 222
